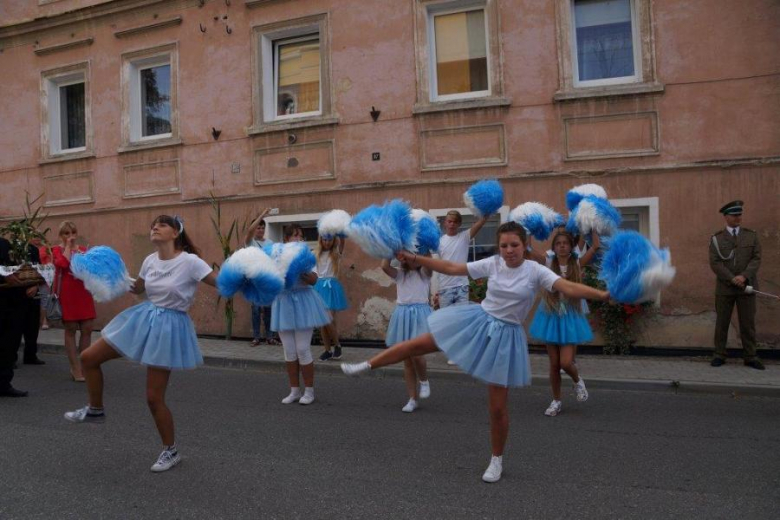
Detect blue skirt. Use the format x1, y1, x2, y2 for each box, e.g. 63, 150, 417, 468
386, 303, 432, 347
101, 301, 202, 370
428, 305, 531, 388
271, 286, 331, 332
529, 304, 593, 345
314, 277, 349, 311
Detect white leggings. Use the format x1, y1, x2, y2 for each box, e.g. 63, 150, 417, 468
278, 328, 314, 365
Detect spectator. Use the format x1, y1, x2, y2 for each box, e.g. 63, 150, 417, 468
52, 221, 96, 381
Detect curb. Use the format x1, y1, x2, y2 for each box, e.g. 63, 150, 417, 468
37, 343, 780, 398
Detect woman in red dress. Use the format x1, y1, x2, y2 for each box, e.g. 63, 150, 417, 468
52, 221, 96, 381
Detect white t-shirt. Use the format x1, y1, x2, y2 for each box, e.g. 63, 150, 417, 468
315, 250, 339, 279
467, 256, 560, 325
139, 252, 213, 312
394, 268, 432, 305
436, 230, 471, 291
544, 255, 589, 313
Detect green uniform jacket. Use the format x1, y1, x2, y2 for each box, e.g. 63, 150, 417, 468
708, 228, 761, 295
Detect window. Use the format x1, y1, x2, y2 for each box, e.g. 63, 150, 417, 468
430, 7, 489, 100
264, 212, 324, 248
553, 0, 661, 100
429, 206, 509, 261
572, 0, 639, 86
274, 35, 321, 118
121, 44, 178, 150
611, 197, 659, 245
252, 15, 335, 133
413, 0, 507, 112
41, 63, 92, 161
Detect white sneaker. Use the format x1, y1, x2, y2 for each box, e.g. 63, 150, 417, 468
402, 399, 418, 413
299, 389, 315, 405
544, 400, 562, 417
341, 361, 371, 376
281, 388, 302, 404
482, 456, 503, 483
418, 381, 431, 399
574, 379, 589, 402
150, 449, 181, 473
64, 406, 105, 423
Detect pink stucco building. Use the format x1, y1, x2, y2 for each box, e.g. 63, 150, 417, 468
1, 0, 778, 348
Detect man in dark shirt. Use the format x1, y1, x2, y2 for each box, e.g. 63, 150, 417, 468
0, 236, 32, 397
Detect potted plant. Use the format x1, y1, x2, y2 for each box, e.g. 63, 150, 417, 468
0, 193, 50, 286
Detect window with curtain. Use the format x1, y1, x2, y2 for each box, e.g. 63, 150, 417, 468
274, 35, 321, 117
58, 82, 85, 150
573, 0, 636, 82
140, 64, 172, 137
433, 9, 488, 97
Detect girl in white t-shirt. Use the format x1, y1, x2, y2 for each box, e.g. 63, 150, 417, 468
64, 215, 217, 474
381, 257, 432, 413
314, 234, 349, 361
342, 222, 609, 483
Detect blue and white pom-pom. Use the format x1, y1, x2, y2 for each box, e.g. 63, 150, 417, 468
411, 209, 441, 255
348, 199, 415, 259
509, 202, 565, 241
317, 209, 352, 240
566, 194, 622, 237
463, 179, 504, 218
217, 247, 283, 306
599, 230, 676, 304
566, 183, 608, 211
70, 246, 133, 302
264, 242, 317, 289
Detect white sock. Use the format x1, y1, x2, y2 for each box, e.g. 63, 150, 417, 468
492, 455, 502, 464
303, 387, 314, 398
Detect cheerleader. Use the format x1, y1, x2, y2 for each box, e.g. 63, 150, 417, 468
273, 224, 331, 405
63, 215, 216, 473
529, 230, 599, 417
381, 257, 432, 413
342, 222, 608, 483
314, 234, 348, 361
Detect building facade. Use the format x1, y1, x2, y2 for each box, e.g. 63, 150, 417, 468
1, 0, 778, 348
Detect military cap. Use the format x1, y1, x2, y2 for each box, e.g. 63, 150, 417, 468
719, 200, 743, 215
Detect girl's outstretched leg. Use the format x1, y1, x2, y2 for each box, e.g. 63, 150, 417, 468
341, 333, 438, 375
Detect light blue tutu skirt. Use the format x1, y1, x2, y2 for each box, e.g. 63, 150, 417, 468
428, 304, 531, 388
271, 286, 331, 332
101, 301, 202, 370
529, 303, 593, 345
314, 277, 349, 311
386, 303, 432, 347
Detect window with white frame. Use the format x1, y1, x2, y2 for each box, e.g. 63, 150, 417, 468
45, 72, 87, 155
121, 44, 178, 148
571, 0, 640, 86
273, 34, 321, 118
428, 5, 490, 101
264, 212, 324, 247
611, 197, 659, 245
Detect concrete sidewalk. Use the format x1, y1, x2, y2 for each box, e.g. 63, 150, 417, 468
34, 329, 780, 397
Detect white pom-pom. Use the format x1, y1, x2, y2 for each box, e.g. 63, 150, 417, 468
318, 210, 352, 239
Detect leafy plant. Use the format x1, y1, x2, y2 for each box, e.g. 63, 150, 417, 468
469, 277, 487, 303
582, 266, 654, 355
0, 192, 50, 265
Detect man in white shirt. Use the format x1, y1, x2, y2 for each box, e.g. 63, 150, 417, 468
435, 210, 489, 309
244, 209, 277, 346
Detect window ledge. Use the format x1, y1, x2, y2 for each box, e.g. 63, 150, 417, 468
413, 97, 512, 115
118, 137, 182, 154
39, 151, 95, 165
554, 82, 665, 102
247, 115, 339, 136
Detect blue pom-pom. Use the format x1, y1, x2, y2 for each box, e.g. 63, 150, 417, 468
242, 271, 284, 306
599, 231, 676, 303
70, 246, 132, 302
566, 184, 608, 211
218, 247, 284, 305
284, 242, 316, 289
349, 199, 415, 259
567, 195, 621, 237
509, 202, 565, 241
411, 209, 441, 255
216, 261, 247, 299
464, 180, 504, 218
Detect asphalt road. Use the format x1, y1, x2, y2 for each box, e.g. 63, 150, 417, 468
1, 354, 779, 519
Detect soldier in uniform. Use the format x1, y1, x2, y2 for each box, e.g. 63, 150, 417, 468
0, 236, 32, 397
708, 200, 764, 370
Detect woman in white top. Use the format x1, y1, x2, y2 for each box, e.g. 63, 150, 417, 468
64, 215, 217, 473
381, 257, 432, 413
343, 222, 609, 483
